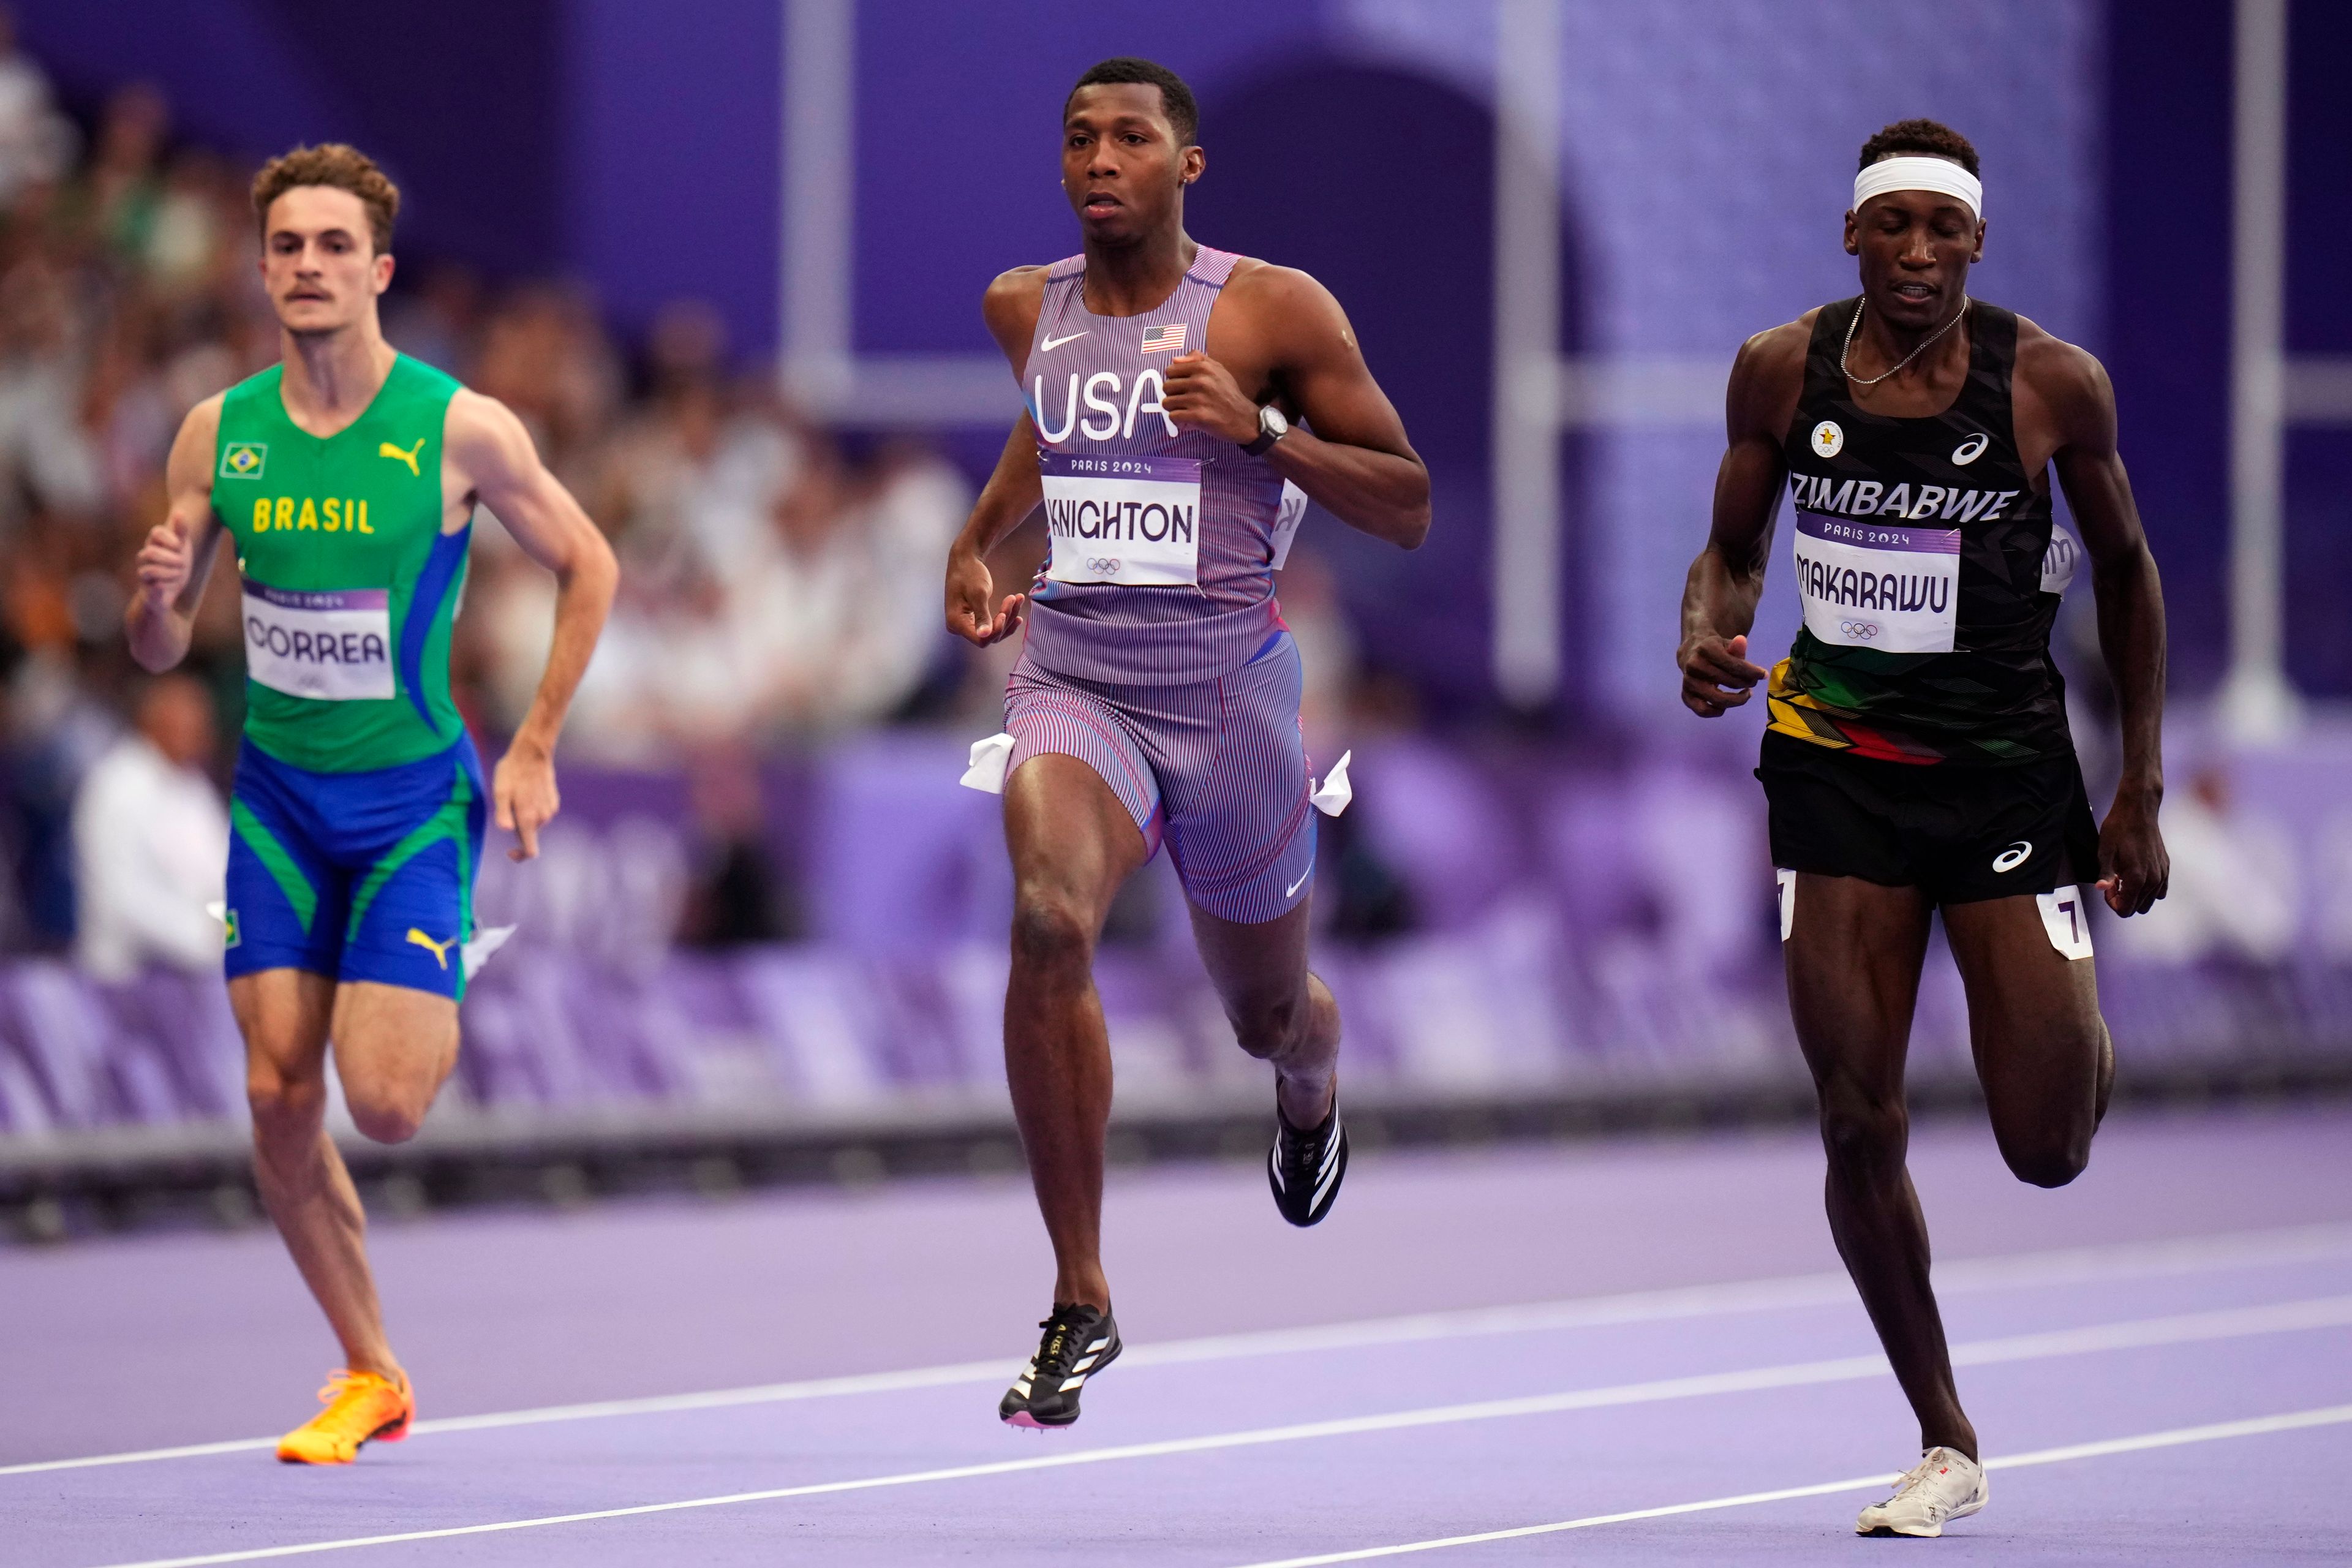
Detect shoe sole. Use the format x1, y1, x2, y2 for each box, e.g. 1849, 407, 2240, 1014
1000, 1340, 1120, 1430
1270, 1134, 1348, 1227
275, 1409, 413, 1464
1002, 1411, 1074, 1431
1856, 1494, 1985, 1537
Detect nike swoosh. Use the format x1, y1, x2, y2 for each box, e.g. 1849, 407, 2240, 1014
1286, 864, 1314, 899
1039, 331, 1089, 352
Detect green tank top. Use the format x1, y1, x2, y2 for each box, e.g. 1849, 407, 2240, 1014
211, 353, 470, 773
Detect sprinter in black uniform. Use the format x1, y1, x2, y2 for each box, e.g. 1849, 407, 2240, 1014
1678, 119, 2169, 1538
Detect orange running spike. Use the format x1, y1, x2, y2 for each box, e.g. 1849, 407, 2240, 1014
275, 1369, 413, 1464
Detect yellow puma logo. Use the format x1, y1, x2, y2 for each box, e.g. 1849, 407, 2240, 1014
379, 438, 426, 477
406, 928, 458, 969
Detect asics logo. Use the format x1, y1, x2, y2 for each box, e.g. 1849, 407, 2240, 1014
1039, 330, 1090, 353
1839, 620, 1882, 639
406, 928, 458, 968
379, 438, 426, 476
1992, 841, 2033, 873
1951, 432, 1989, 466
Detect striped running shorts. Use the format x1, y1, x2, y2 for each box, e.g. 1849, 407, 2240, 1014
1003, 630, 1316, 925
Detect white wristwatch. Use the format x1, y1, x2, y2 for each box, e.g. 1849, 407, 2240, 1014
1242, 404, 1290, 456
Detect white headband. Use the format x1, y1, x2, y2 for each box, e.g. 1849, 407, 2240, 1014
1853, 156, 1981, 222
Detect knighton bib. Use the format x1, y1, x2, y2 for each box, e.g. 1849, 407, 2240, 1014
1040, 452, 1202, 587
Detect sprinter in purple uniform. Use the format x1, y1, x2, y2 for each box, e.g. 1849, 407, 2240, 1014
944, 58, 1428, 1428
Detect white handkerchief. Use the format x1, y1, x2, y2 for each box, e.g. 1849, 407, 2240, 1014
462, 924, 518, 981
1311, 750, 1354, 816
960, 731, 1017, 793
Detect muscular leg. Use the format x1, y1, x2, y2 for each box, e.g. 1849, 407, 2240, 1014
1003, 755, 1150, 1311
234, 972, 458, 1381
1942, 895, 2110, 1188
1189, 897, 1339, 1127
1785, 874, 1978, 1459
330, 981, 461, 1146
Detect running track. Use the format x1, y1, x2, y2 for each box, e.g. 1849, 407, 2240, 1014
5, 1106, 2349, 1564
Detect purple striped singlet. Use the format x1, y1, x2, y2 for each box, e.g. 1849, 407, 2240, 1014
1019, 244, 1286, 686
1003, 245, 1316, 924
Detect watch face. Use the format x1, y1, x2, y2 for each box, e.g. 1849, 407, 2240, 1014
1261, 407, 1289, 438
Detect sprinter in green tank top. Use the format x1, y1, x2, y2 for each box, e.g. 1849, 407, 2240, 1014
126, 145, 617, 1464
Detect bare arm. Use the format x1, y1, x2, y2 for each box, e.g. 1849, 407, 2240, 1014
946, 268, 1048, 647
2029, 338, 2169, 916
445, 388, 619, 859
1677, 323, 1804, 716
126, 397, 230, 672
1166, 265, 1430, 548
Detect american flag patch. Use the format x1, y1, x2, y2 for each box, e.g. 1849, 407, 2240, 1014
1140, 322, 1186, 355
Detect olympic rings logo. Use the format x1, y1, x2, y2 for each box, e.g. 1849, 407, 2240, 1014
1088, 557, 1121, 574
1839, 620, 1881, 639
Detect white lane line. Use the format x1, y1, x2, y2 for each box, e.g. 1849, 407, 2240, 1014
14, 1219, 2352, 1479
77, 1295, 2352, 1568
1224, 1403, 2352, 1567
15, 1219, 2352, 1479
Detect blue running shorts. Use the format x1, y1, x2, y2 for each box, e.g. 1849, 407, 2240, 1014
223, 734, 487, 1000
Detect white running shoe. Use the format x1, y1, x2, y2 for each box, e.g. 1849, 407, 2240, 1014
1854, 1446, 1988, 1537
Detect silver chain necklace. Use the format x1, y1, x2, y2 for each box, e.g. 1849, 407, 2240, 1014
1841, 296, 1969, 387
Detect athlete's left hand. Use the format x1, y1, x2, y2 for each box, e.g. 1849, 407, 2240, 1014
493, 739, 560, 862
2095, 785, 2168, 916
1162, 352, 1262, 445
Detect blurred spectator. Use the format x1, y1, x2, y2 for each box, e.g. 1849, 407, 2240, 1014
676, 744, 790, 948
2109, 761, 2297, 966
518, 424, 969, 758
70, 673, 225, 981
0, 255, 106, 532
380, 260, 483, 379
74, 83, 168, 270
0, 6, 75, 205
733, 435, 966, 731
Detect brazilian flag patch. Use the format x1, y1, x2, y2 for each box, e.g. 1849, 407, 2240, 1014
223, 908, 241, 948
220, 442, 267, 480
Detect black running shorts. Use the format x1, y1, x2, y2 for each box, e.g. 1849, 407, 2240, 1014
1756, 732, 2100, 906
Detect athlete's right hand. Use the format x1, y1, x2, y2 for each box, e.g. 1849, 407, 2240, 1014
134, 519, 194, 610
946, 547, 1025, 648
1678, 632, 1767, 717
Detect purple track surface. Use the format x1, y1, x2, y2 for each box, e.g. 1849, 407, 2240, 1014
6, 1106, 2351, 1566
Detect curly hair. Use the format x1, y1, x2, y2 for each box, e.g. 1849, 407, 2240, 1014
251, 143, 399, 254
1066, 58, 1199, 145
1857, 119, 1980, 178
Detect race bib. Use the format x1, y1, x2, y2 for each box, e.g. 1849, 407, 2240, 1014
1792, 510, 1959, 653
241, 579, 394, 701
1269, 479, 1309, 570
1040, 451, 1201, 587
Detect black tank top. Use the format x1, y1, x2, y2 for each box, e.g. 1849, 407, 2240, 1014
1765, 297, 2070, 766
